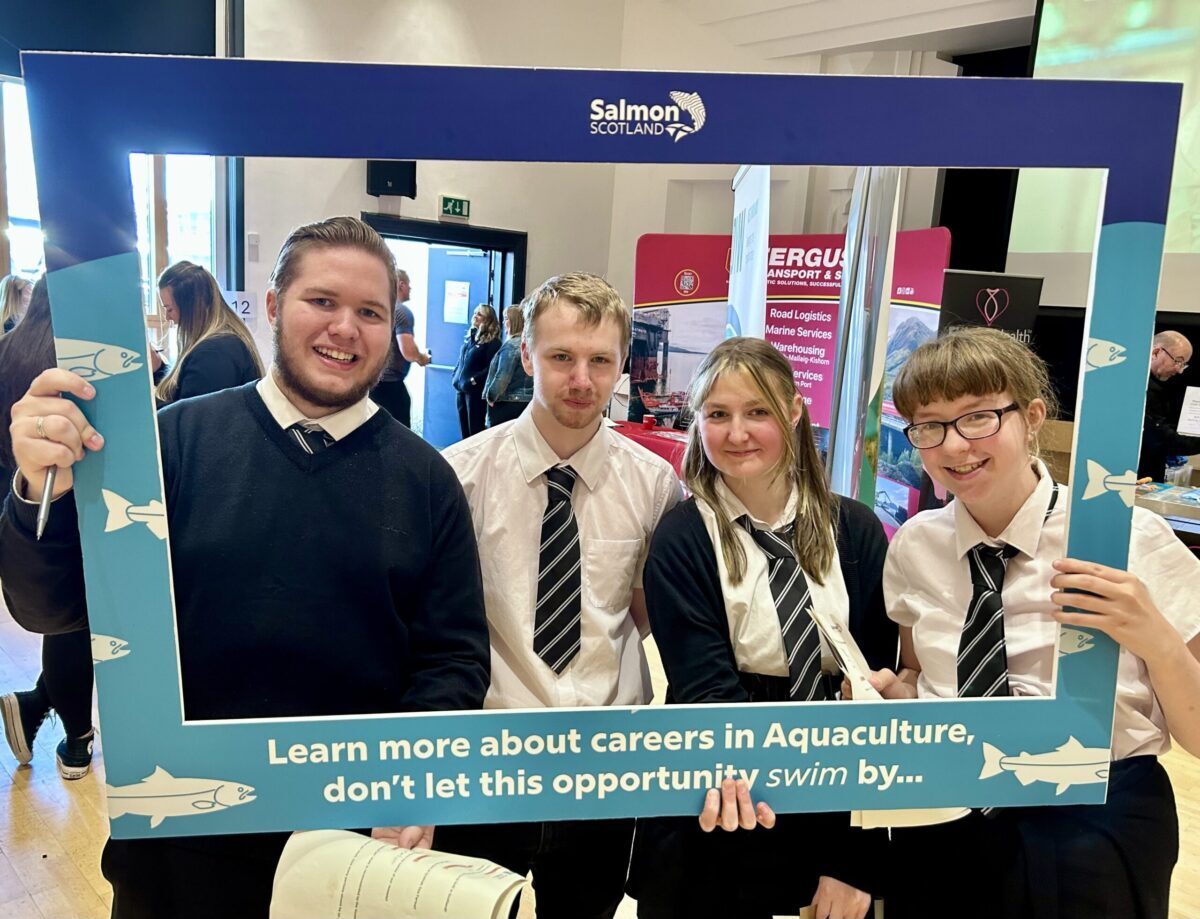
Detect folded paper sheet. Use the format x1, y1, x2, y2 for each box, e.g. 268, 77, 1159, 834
271, 830, 525, 919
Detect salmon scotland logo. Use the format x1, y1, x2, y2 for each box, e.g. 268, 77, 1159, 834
589, 91, 706, 141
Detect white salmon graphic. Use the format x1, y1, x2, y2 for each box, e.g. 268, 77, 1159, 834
91, 633, 131, 664
1083, 459, 1137, 508
106, 767, 256, 828
56, 339, 143, 381
102, 489, 167, 540
979, 737, 1109, 795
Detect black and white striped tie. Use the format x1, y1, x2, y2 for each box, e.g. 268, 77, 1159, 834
288, 422, 334, 454
958, 544, 1018, 698
957, 486, 1058, 698
533, 466, 582, 674
739, 517, 828, 701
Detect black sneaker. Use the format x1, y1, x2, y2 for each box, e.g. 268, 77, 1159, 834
57, 729, 94, 780
1, 689, 50, 765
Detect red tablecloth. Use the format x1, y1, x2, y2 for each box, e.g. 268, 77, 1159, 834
611, 420, 688, 477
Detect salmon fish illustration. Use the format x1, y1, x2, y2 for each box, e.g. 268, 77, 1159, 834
980, 737, 1109, 795
56, 339, 143, 381
106, 767, 256, 828
1084, 338, 1126, 372
102, 489, 168, 540
91, 633, 131, 664
1083, 459, 1137, 508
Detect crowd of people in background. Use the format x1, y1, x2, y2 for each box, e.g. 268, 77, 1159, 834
1, 222, 1199, 919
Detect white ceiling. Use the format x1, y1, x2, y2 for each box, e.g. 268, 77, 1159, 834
669, 0, 1038, 59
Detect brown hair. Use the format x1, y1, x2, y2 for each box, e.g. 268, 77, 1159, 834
473, 304, 501, 344
269, 216, 397, 307
505, 305, 524, 339
155, 261, 264, 402
521, 272, 631, 357
892, 326, 1058, 457
683, 337, 837, 585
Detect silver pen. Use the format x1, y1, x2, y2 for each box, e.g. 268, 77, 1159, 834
36, 466, 57, 540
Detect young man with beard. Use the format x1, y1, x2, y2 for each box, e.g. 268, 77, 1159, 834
439, 272, 682, 919
0, 216, 490, 918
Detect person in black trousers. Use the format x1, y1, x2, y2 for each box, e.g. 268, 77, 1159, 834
629, 337, 895, 919
0, 278, 97, 780
453, 303, 501, 439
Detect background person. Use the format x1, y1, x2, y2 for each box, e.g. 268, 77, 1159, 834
0, 217, 490, 918
0, 277, 96, 780
1138, 329, 1200, 481
0, 273, 34, 333
879, 326, 1200, 919
440, 272, 681, 919
628, 337, 891, 919
370, 269, 430, 427
483, 304, 533, 427
153, 261, 264, 405
452, 303, 500, 439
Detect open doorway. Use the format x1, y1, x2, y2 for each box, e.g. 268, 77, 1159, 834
364, 213, 527, 448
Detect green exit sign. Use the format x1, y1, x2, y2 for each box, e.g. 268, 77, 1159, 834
439, 195, 470, 220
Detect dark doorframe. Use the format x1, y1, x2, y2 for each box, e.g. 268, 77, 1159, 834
361, 213, 528, 305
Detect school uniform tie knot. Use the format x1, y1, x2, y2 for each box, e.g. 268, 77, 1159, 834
737, 516, 827, 701
288, 422, 335, 454
534, 465, 582, 675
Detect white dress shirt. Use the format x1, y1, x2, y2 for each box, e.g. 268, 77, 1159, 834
443, 411, 682, 709
886, 459, 1200, 759
697, 479, 848, 677
256, 368, 378, 440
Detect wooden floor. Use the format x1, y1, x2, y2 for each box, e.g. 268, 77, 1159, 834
1, 607, 1198, 918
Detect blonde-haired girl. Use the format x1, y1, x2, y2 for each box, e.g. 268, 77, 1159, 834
879, 326, 1200, 919
629, 337, 895, 919
155, 261, 263, 405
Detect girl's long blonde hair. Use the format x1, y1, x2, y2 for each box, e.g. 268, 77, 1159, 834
155, 261, 264, 403
683, 337, 837, 585
0, 274, 32, 333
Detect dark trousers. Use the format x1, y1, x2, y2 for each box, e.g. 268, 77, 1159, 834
629, 811, 880, 919
456, 388, 487, 439
371, 378, 411, 428
487, 399, 528, 427
886, 756, 1177, 919
36, 628, 93, 737
437, 818, 635, 919
102, 834, 289, 919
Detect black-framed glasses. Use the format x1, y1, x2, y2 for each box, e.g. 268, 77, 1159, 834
1161, 347, 1190, 372
904, 403, 1020, 449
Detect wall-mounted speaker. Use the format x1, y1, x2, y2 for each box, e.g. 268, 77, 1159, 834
367, 160, 417, 198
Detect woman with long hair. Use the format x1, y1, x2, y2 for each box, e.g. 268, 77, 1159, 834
452, 303, 501, 439
875, 326, 1200, 919
483, 304, 533, 427
155, 261, 263, 405
629, 337, 895, 919
0, 278, 97, 779
0, 273, 34, 333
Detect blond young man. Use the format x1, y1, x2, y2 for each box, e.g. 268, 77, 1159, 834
440, 273, 681, 919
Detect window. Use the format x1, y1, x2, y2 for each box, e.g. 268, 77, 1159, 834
2, 81, 43, 278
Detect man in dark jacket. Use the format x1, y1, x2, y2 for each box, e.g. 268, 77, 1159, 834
1138, 330, 1200, 481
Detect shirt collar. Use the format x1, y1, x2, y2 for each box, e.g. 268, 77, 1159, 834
714, 477, 800, 531
256, 368, 379, 442
952, 458, 1058, 560
512, 409, 609, 491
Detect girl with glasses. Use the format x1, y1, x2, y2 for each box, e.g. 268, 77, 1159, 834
629, 337, 896, 919
875, 326, 1200, 919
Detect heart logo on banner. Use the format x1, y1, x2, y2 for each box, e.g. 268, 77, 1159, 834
976, 287, 1010, 326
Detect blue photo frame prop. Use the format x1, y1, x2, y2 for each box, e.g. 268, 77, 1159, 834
21, 53, 1179, 839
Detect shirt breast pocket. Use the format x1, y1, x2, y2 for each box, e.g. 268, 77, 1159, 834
584, 538, 643, 610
